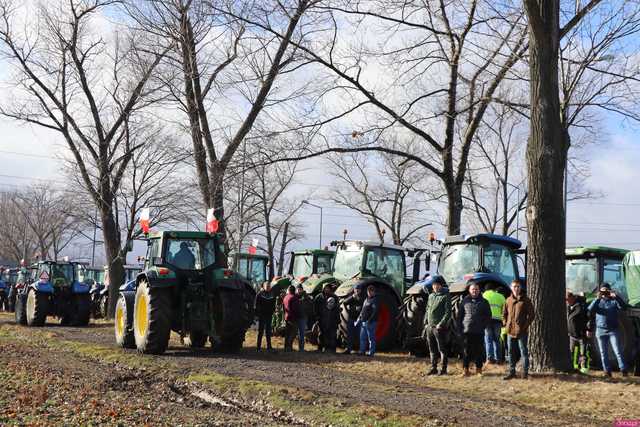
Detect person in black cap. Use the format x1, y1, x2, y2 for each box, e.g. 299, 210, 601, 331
255, 281, 276, 352
341, 284, 365, 354
424, 275, 451, 375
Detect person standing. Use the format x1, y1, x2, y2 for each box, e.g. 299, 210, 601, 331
296, 284, 313, 352
483, 283, 506, 363
459, 283, 492, 376
357, 285, 379, 356
255, 281, 277, 352
342, 284, 365, 354
424, 276, 451, 375
588, 283, 628, 377
313, 284, 334, 352
502, 280, 535, 380
566, 292, 590, 373
282, 285, 300, 352
320, 293, 340, 353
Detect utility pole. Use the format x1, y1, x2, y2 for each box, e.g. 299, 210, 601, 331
302, 200, 323, 248
91, 206, 98, 266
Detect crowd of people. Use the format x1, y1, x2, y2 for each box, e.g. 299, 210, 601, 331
253, 277, 631, 379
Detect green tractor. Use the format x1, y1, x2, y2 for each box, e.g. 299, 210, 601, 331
114, 231, 255, 354
400, 234, 524, 356
14, 260, 92, 327
230, 252, 270, 291
566, 246, 640, 370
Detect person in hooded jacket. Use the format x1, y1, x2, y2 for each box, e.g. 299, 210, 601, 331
255, 281, 276, 351
588, 283, 628, 377
314, 284, 336, 352
566, 291, 590, 373
502, 280, 535, 380
424, 276, 451, 375
341, 284, 365, 354
458, 282, 492, 376
283, 285, 300, 352
356, 285, 379, 356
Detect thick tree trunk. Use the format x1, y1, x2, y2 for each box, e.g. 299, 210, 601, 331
523, 0, 571, 372
445, 181, 463, 235
210, 169, 228, 263
102, 205, 125, 318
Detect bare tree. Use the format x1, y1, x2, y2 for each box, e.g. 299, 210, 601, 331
0, 191, 37, 264
0, 0, 169, 314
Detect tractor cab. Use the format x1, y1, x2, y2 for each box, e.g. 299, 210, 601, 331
270, 249, 335, 296
436, 234, 522, 295
565, 246, 628, 303
230, 252, 270, 291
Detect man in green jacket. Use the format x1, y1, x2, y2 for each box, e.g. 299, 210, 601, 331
483, 283, 506, 363
424, 276, 452, 375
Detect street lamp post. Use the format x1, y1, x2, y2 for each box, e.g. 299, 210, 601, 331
302, 200, 323, 248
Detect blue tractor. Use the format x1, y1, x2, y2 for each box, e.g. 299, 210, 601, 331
399, 233, 524, 356
14, 261, 92, 327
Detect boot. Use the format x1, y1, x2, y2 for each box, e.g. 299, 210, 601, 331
503, 371, 516, 380
476, 366, 483, 376
461, 368, 470, 377
438, 367, 447, 376
622, 370, 629, 377
522, 371, 528, 379
426, 367, 438, 376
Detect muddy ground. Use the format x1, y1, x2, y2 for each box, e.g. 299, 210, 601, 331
0, 313, 637, 426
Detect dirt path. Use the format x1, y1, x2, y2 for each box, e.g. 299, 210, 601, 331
0, 314, 614, 426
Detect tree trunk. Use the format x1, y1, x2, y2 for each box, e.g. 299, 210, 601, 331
102, 205, 125, 319
210, 168, 228, 261
523, 0, 571, 372
445, 181, 463, 235
277, 222, 289, 277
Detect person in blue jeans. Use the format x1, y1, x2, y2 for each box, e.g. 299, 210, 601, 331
483, 283, 506, 363
356, 285, 378, 356
502, 280, 535, 380
588, 283, 628, 378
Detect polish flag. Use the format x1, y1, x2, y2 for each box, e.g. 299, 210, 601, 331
248, 238, 259, 255
206, 208, 219, 233
140, 208, 150, 234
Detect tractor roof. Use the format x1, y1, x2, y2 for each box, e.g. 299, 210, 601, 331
292, 249, 335, 256
443, 233, 522, 249
566, 246, 629, 259
231, 252, 270, 261
336, 240, 406, 252
148, 231, 220, 239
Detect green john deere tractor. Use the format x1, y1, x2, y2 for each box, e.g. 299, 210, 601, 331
566, 246, 640, 371
114, 231, 255, 354
230, 252, 270, 291
400, 234, 524, 356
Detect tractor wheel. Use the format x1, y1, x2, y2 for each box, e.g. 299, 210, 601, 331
401, 295, 428, 357
100, 295, 109, 319
338, 298, 357, 350
133, 281, 172, 355
71, 294, 91, 326
26, 289, 49, 327
373, 287, 400, 351
216, 288, 250, 353
14, 293, 27, 325
115, 293, 136, 349
187, 331, 208, 348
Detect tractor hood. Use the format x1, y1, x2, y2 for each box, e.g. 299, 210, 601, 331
270, 275, 292, 294
300, 273, 336, 295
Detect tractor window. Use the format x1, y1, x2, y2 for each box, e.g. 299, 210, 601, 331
483, 244, 517, 284
603, 258, 627, 303
250, 259, 267, 284
364, 247, 405, 290
439, 244, 480, 284
333, 246, 363, 281
292, 255, 314, 278
566, 258, 597, 296
316, 255, 333, 274
51, 264, 74, 284
148, 239, 161, 267
166, 239, 216, 270
238, 258, 249, 276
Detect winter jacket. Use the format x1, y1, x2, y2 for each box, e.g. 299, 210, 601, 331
483, 290, 506, 321
255, 290, 276, 319
283, 293, 300, 322
588, 297, 623, 334
342, 293, 365, 321
298, 294, 314, 320
425, 289, 452, 329
567, 300, 589, 338
458, 295, 492, 334
313, 293, 329, 321
358, 295, 379, 323
319, 295, 340, 332
502, 294, 535, 338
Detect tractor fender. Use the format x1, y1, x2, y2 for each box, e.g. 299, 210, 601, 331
30, 281, 54, 294
118, 279, 137, 292
301, 273, 337, 296
448, 272, 509, 294
406, 281, 431, 296
139, 273, 178, 288
72, 281, 91, 294
335, 277, 402, 305
270, 276, 292, 295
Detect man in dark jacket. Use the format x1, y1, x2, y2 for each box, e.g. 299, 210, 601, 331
255, 281, 277, 352
357, 285, 379, 356
296, 284, 313, 352
283, 285, 300, 352
458, 282, 492, 376
502, 280, 535, 380
566, 291, 590, 373
424, 276, 451, 375
588, 283, 628, 377
342, 284, 365, 354
314, 284, 335, 352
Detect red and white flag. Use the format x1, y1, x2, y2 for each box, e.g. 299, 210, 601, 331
248, 238, 259, 255
140, 208, 150, 234
206, 208, 219, 233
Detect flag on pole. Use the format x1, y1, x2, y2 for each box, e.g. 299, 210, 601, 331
248, 238, 259, 255
206, 208, 219, 233
140, 208, 150, 234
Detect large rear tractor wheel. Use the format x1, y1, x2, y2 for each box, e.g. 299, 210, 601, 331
216, 288, 251, 353
400, 294, 428, 357
26, 289, 49, 327
115, 293, 136, 349
373, 287, 400, 351
71, 294, 91, 326
15, 293, 27, 325
133, 281, 172, 354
